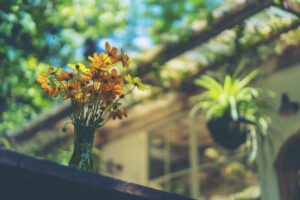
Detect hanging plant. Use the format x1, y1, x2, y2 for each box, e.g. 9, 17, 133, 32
192, 69, 270, 155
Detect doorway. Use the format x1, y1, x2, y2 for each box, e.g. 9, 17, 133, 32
275, 131, 300, 200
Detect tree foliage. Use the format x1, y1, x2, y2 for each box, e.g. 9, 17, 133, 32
0, 0, 127, 135
144, 0, 221, 43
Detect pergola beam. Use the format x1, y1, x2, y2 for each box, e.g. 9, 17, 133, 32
178, 20, 300, 94
280, 0, 300, 17
14, 102, 72, 142
137, 0, 274, 78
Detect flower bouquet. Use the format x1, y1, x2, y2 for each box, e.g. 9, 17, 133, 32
37, 42, 146, 171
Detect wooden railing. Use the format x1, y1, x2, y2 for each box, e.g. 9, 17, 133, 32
0, 149, 194, 200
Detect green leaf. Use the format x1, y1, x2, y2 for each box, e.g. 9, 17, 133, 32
0, 138, 11, 149
195, 75, 223, 93
224, 75, 232, 96
229, 96, 238, 121
237, 70, 258, 90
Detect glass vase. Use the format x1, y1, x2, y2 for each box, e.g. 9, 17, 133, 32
69, 124, 96, 172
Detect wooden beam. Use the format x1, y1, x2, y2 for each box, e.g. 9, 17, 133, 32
13, 102, 72, 142
15, 130, 72, 156
137, 0, 274, 79
178, 20, 300, 94
280, 0, 300, 17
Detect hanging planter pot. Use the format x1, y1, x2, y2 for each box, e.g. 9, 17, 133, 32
191, 69, 270, 152
207, 115, 248, 149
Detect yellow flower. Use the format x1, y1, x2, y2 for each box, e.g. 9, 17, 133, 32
68, 63, 89, 74
88, 52, 113, 71
125, 74, 147, 91
48, 66, 63, 75
88, 52, 104, 63
125, 74, 133, 85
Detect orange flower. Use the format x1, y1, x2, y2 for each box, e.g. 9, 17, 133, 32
62, 92, 71, 100
61, 81, 83, 101
37, 73, 48, 84
109, 108, 127, 120
120, 48, 130, 69
55, 71, 67, 81
41, 83, 59, 97
120, 108, 127, 118
37, 73, 59, 97
86, 85, 94, 93
104, 69, 124, 85
105, 42, 121, 63
60, 81, 79, 93
55, 71, 78, 81
88, 68, 104, 80
79, 74, 91, 82
102, 81, 123, 100
62, 91, 84, 102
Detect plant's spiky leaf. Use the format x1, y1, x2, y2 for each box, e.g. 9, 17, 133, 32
229, 96, 238, 121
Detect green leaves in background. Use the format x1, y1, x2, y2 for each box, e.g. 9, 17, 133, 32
144, 0, 220, 43
0, 0, 127, 136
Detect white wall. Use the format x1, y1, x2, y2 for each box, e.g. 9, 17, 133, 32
258, 64, 300, 200
100, 131, 149, 185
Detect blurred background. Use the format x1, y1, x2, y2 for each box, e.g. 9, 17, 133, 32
1, 0, 300, 199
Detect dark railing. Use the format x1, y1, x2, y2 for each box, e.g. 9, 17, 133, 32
0, 149, 194, 200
